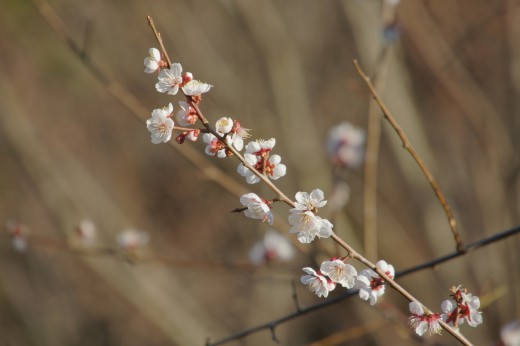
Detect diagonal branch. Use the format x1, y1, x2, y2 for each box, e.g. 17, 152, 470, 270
353, 59, 465, 253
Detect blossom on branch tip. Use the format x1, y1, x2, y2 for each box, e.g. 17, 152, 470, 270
182, 80, 212, 96
146, 103, 174, 144
216, 117, 233, 134
300, 267, 336, 298
294, 189, 327, 212
356, 260, 394, 305
156, 63, 183, 95
249, 230, 294, 265
239, 193, 274, 225
408, 301, 442, 336
144, 48, 162, 73
320, 259, 357, 288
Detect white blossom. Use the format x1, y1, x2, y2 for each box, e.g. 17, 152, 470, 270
176, 101, 197, 126
300, 267, 336, 298
216, 117, 233, 134
240, 193, 273, 225
249, 230, 294, 265
117, 229, 149, 250
182, 80, 212, 96
320, 259, 357, 288
441, 288, 483, 328
144, 48, 161, 73
356, 260, 394, 305
156, 63, 183, 95
294, 189, 327, 211
409, 302, 442, 336
288, 210, 333, 243
146, 103, 174, 144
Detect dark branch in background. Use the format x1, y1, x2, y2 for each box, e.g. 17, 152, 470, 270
206, 223, 520, 346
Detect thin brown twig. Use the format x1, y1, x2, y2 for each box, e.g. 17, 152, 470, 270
147, 16, 172, 68
353, 59, 465, 254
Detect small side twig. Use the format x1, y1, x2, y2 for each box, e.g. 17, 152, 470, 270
353, 59, 465, 254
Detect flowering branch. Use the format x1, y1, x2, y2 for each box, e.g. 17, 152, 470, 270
207, 223, 520, 345
31, 1, 486, 343
142, 17, 472, 346
353, 59, 465, 254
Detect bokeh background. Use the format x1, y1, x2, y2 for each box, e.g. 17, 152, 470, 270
0, 0, 519, 345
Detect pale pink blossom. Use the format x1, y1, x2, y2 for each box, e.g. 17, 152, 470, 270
249, 230, 294, 265
146, 103, 174, 144
500, 320, 520, 346
239, 193, 273, 225
320, 259, 357, 288
300, 267, 336, 298
294, 189, 327, 211
117, 229, 149, 250
156, 63, 183, 95
176, 101, 197, 126
144, 48, 162, 73
288, 189, 333, 243
237, 139, 286, 184
327, 122, 365, 168
408, 301, 442, 336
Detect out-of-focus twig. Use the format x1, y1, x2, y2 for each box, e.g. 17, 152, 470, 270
353, 59, 465, 253
30, 0, 248, 202
363, 44, 391, 261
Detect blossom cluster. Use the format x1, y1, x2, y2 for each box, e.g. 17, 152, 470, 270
300, 259, 392, 303
143, 48, 212, 145
407, 285, 482, 337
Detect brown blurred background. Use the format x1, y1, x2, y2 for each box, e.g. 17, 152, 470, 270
0, 0, 519, 345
